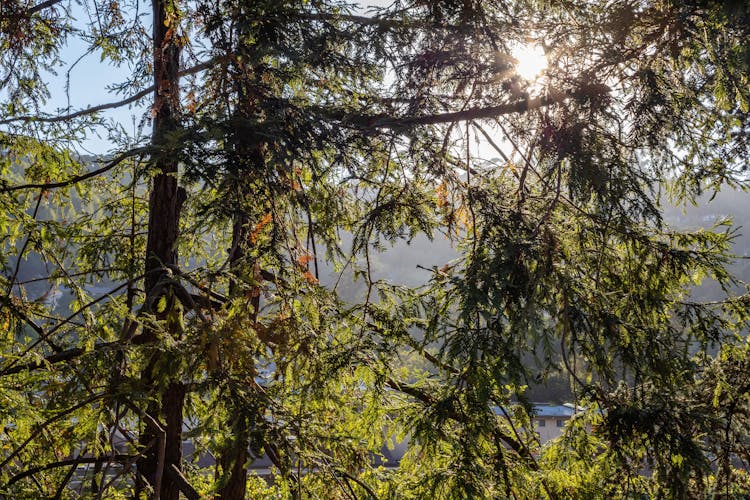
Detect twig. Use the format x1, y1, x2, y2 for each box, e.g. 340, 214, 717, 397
52, 446, 89, 499
336, 469, 379, 500
4, 190, 44, 297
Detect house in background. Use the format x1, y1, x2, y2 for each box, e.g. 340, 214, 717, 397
532, 403, 578, 443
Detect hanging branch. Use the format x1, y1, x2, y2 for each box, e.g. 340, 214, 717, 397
0, 147, 149, 193
0, 393, 107, 471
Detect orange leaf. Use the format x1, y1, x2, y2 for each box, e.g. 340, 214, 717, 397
186, 90, 197, 113
297, 253, 313, 267
436, 181, 448, 208
249, 213, 273, 244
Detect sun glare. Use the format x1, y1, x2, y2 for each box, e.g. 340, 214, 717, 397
512, 44, 547, 81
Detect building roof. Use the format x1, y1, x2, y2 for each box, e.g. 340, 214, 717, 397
532, 403, 577, 418
490, 402, 581, 418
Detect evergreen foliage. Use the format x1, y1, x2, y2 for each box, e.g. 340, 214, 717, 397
2, 0, 750, 497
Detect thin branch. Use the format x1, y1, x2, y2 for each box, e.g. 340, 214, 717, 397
342, 89, 574, 130
0, 294, 45, 338
336, 469, 379, 500
0, 393, 106, 471
0, 340, 122, 377
5, 454, 134, 488
4, 190, 44, 296
98, 453, 140, 498
0, 88, 152, 126
26, 0, 64, 15
15, 267, 120, 285
53, 446, 89, 499
470, 120, 514, 175
0, 147, 149, 193
303, 12, 461, 31
0, 58, 222, 126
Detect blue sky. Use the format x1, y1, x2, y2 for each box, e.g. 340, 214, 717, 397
41, 0, 392, 154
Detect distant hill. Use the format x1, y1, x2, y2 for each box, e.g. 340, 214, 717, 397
663, 188, 750, 301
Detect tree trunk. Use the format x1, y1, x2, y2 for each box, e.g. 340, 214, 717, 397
137, 0, 184, 498
216, 421, 249, 500
215, 125, 265, 497
215, 213, 254, 498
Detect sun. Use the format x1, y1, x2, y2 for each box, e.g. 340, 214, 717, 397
512, 44, 547, 81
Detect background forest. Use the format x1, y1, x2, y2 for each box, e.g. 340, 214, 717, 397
2, 0, 750, 498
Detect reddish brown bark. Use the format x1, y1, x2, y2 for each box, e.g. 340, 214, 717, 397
215, 122, 266, 498
137, 0, 185, 498
216, 423, 250, 500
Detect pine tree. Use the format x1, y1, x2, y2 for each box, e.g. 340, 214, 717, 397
2, 0, 750, 498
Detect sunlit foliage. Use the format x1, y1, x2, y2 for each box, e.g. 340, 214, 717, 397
1, 0, 750, 498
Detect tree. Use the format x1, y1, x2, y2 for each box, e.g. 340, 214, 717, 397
2, 0, 750, 498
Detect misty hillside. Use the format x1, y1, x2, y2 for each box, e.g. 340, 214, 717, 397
7, 171, 750, 406
663, 188, 750, 301
359, 187, 750, 301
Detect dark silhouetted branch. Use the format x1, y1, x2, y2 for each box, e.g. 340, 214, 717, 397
0, 340, 123, 376
344, 90, 572, 130
27, 0, 64, 15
